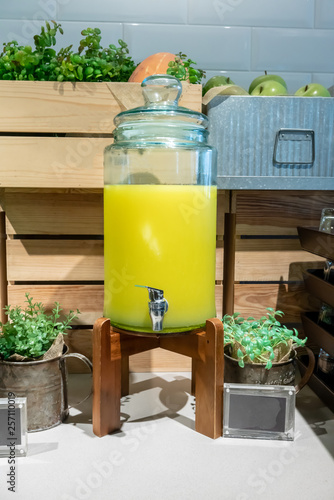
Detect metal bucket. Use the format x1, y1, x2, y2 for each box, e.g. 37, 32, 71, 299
0, 346, 92, 431
224, 345, 315, 394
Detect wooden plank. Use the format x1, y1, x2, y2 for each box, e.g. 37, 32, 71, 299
235, 190, 334, 236
7, 284, 104, 325
4, 188, 102, 194
215, 247, 223, 281
7, 239, 222, 283
233, 282, 320, 323
0, 137, 109, 188
0, 189, 4, 212
215, 284, 223, 318
223, 213, 236, 316
0, 81, 201, 134
0, 137, 213, 189
7, 239, 104, 281
5, 190, 223, 235
129, 348, 191, 373
0, 211, 7, 323
5, 191, 103, 235
92, 318, 121, 436
194, 318, 224, 438
235, 239, 325, 282
216, 190, 228, 239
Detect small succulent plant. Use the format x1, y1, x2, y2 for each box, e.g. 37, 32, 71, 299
223, 308, 307, 370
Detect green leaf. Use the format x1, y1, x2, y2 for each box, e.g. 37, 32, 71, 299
237, 348, 244, 359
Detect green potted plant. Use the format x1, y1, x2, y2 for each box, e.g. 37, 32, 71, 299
223, 308, 314, 390
0, 21, 205, 84
0, 293, 92, 431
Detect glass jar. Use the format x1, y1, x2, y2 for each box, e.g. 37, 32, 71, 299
317, 348, 334, 387
103, 75, 217, 333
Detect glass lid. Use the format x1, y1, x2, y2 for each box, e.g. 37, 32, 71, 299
113, 74, 208, 128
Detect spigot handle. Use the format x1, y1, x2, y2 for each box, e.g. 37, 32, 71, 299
135, 285, 169, 331
135, 285, 164, 302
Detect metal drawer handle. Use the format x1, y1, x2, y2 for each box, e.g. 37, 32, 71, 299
273, 128, 315, 166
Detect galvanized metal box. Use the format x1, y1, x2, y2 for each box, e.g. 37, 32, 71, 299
207, 96, 334, 190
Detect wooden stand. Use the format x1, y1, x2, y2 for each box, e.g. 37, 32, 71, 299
92, 318, 224, 439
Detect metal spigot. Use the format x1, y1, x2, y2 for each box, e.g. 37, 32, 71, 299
135, 285, 169, 332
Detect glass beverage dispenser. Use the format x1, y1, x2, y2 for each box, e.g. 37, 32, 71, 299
104, 75, 217, 333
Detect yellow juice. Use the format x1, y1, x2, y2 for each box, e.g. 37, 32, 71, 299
104, 184, 217, 332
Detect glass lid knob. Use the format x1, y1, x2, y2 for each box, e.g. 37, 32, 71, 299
141, 74, 182, 108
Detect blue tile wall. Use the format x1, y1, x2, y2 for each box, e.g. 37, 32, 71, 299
0, 0, 333, 92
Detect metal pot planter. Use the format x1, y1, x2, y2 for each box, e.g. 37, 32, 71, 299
224, 345, 315, 394
0, 346, 92, 431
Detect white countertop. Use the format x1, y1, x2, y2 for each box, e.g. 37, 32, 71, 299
1, 372, 334, 500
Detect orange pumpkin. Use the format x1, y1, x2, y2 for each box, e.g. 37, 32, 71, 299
128, 52, 176, 83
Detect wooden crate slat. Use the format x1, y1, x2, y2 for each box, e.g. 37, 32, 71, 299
0, 137, 110, 188
215, 284, 223, 318
215, 247, 223, 281
237, 224, 299, 237
216, 190, 228, 238
7, 284, 104, 325
0, 189, 4, 212
7, 284, 223, 324
236, 191, 334, 235
233, 283, 320, 323
129, 348, 192, 373
5, 191, 103, 235
0, 137, 212, 189
235, 239, 324, 282
7, 239, 222, 283
7, 239, 104, 281
0, 81, 201, 134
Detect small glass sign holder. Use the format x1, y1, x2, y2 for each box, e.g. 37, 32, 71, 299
223, 384, 295, 441
0, 397, 28, 457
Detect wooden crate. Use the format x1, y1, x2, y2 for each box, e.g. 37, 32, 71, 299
230, 190, 333, 322
0, 80, 212, 372
0, 81, 201, 188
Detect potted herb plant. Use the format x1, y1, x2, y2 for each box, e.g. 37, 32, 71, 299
0, 21, 204, 84
223, 308, 315, 391
0, 293, 92, 431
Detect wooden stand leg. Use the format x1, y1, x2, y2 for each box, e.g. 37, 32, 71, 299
223, 212, 236, 316
0, 210, 8, 325
121, 356, 130, 397
191, 358, 196, 396
93, 318, 121, 437
195, 318, 224, 439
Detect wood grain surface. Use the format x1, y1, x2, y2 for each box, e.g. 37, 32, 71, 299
0, 81, 201, 133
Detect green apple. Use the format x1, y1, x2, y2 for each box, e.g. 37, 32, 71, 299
251, 80, 288, 96
202, 75, 235, 96
214, 84, 248, 96
294, 83, 330, 97
249, 71, 287, 94
202, 85, 249, 106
